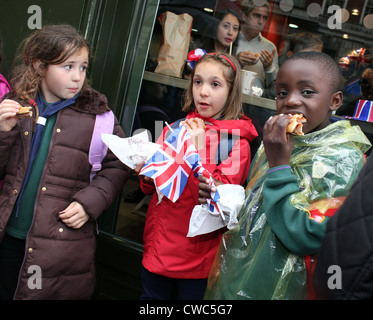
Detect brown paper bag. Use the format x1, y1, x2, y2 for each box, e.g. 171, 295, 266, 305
155, 11, 193, 78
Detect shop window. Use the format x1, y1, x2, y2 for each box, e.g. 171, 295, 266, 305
113, 0, 373, 243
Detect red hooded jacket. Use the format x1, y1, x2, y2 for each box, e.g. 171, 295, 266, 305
140, 111, 258, 279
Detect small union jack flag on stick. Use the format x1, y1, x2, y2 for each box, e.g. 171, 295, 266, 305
140, 124, 223, 218
192, 156, 224, 219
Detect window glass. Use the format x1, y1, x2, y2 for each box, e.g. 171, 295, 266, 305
114, 0, 373, 242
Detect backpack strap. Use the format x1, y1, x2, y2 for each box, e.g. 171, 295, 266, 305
215, 132, 238, 165
89, 110, 115, 182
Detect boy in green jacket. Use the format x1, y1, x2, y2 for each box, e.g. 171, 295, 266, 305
200, 51, 371, 299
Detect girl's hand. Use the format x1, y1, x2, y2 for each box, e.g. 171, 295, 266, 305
263, 114, 294, 168
0, 99, 21, 132
182, 118, 205, 150
59, 201, 89, 229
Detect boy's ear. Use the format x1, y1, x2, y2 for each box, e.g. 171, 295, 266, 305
329, 91, 343, 112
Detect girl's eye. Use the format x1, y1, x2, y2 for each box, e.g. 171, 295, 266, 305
213, 82, 220, 87
193, 79, 201, 85
80, 65, 87, 72
64, 65, 72, 70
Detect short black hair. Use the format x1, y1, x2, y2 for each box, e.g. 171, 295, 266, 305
285, 51, 341, 92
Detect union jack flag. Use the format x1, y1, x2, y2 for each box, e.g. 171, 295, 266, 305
140, 124, 221, 215
192, 157, 222, 216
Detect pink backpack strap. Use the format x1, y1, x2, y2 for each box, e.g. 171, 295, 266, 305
89, 110, 115, 182
0, 74, 11, 98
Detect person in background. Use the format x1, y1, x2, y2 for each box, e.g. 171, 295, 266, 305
337, 67, 373, 117
198, 9, 241, 54
137, 52, 258, 300
0, 25, 129, 300
235, 0, 278, 97
185, 9, 241, 79
279, 31, 323, 65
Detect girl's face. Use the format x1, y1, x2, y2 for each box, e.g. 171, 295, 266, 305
275, 59, 342, 133
216, 13, 239, 50
40, 47, 89, 103
192, 61, 230, 119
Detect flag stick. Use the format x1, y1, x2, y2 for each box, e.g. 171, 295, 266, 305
165, 121, 174, 133
216, 201, 225, 220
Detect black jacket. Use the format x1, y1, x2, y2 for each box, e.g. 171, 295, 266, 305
313, 154, 373, 299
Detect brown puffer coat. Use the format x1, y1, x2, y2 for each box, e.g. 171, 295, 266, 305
0, 88, 129, 299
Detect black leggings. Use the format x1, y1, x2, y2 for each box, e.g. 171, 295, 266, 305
141, 266, 207, 300
0, 233, 25, 300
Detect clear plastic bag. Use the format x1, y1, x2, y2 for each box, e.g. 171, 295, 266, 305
205, 121, 371, 300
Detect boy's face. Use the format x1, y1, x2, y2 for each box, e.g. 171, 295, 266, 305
275, 59, 342, 133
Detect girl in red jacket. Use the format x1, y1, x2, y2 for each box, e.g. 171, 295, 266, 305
138, 52, 258, 299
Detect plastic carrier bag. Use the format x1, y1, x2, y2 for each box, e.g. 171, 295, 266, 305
204, 120, 371, 300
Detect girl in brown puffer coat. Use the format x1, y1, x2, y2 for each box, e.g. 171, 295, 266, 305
0, 25, 129, 300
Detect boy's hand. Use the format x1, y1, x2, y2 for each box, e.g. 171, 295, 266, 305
263, 114, 294, 168
59, 201, 89, 229
197, 174, 223, 204
135, 162, 154, 185
0, 99, 21, 132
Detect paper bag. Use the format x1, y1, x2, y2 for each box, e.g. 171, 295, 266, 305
187, 184, 245, 237
101, 131, 160, 169
155, 11, 193, 78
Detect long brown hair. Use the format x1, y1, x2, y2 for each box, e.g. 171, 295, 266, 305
10, 24, 91, 101
182, 52, 243, 120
